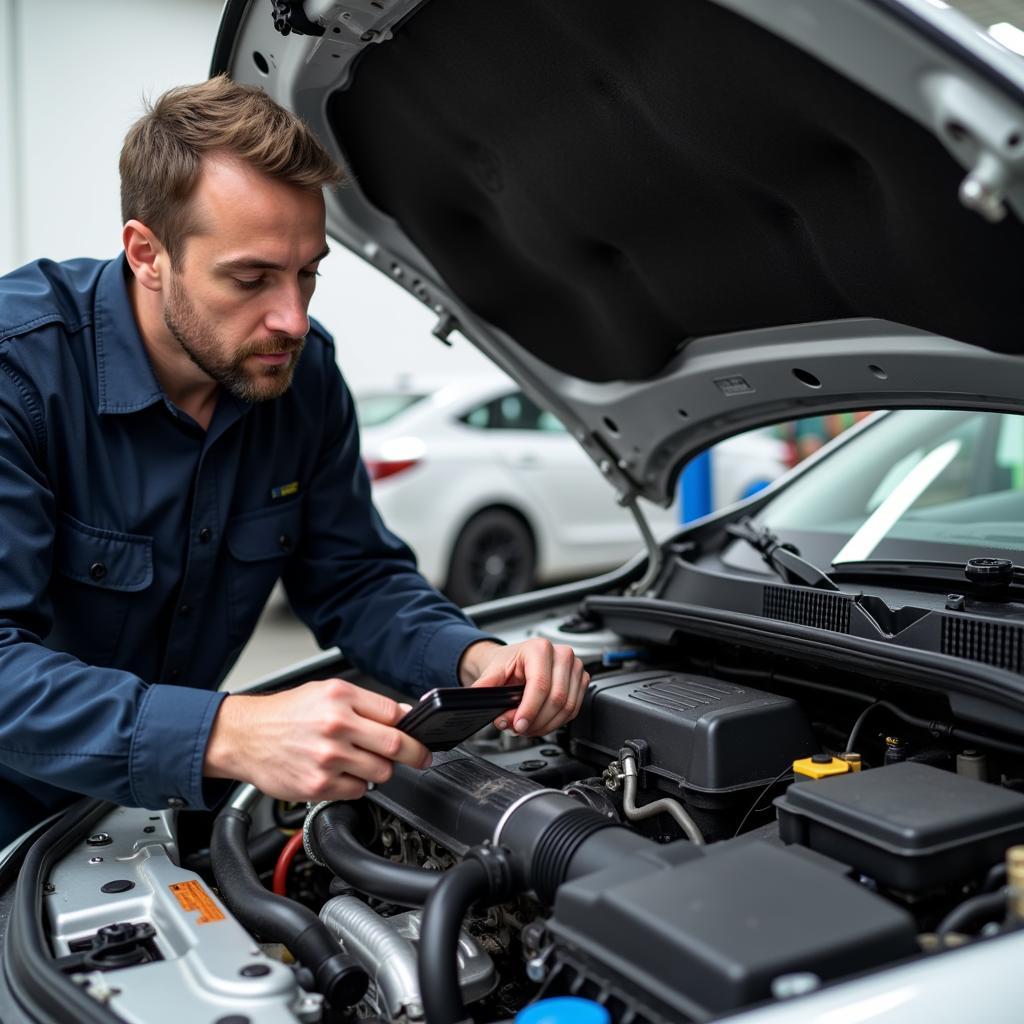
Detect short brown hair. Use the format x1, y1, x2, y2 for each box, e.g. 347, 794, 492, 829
120, 75, 343, 265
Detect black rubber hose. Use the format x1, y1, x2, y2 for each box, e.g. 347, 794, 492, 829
983, 862, 1008, 893
418, 858, 491, 1024
184, 824, 288, 876
311, 802, 440, 906
935, 888, 1008, 939
211, 807, 368, 1008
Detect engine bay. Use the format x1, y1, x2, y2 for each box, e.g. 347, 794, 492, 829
18, 616, 1024, 1024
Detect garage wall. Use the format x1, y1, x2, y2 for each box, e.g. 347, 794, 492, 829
0, 0, 494, 390
0, 0, 21, 274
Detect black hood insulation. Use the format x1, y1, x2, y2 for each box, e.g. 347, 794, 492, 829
329, 0, 1024, 383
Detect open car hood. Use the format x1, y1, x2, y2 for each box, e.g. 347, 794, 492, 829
214, 0, 1024, 506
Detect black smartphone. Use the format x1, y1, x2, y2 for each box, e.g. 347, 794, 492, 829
397, 685, 527, 752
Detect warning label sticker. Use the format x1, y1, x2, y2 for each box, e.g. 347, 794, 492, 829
169, 880, 224, 924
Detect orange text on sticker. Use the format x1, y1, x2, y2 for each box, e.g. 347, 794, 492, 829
169, 880, 224, 924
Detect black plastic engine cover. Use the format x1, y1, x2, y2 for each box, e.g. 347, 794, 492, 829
776, 760, 1024, 891
568, 670, 816, 793
548, 840, 919, 1019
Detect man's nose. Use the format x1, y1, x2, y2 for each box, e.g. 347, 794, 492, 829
264, 285, 310, 339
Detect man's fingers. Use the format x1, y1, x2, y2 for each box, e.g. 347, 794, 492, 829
524, 658, 589, 737
331, 745, 401, 785
510, 640, 554, 734
471, 659, 515, 730
529, 645, 578, 735
558, 661, 589, 727
572, 669, 591, 717
322, 773, 368, 802
349, 714, 432, 770
339, 680, 408, 725
470, 661, 511, 689
315, 679, 432, 769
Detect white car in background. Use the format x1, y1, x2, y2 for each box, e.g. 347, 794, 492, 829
358, 376, 787, 604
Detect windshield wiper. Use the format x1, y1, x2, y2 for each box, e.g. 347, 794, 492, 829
831, 557, 1024, 594
726, 518, 839, 591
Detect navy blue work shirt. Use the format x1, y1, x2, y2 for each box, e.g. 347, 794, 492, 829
0, 255, 491, 845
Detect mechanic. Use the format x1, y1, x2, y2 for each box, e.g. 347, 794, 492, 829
0, 76, 589, 846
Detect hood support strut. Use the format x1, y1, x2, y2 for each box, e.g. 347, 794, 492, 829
625, 499, 663, 596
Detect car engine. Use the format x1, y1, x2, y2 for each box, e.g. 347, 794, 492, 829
29, 628, 1024, 1024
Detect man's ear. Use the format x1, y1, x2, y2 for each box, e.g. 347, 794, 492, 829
123, 220, 167, 293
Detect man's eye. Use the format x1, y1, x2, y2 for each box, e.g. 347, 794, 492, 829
233, 278, 264, 291
300, 269, 321, 283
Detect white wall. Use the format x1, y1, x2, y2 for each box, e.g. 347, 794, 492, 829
0, 0, 21, 273
0, 0, 494, 390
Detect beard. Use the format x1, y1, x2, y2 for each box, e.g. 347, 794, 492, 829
163, 276, 306, 403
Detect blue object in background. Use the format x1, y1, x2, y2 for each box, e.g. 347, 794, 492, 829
516, 997, 612, 1024
739, 478, 772, 501
680, 449, 713, 522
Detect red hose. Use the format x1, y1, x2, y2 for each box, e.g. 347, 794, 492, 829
272, 830, 306, 896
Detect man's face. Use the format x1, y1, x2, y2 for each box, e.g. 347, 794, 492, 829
161, 155, 329, 403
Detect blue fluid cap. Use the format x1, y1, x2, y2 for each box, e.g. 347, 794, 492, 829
515, 997, 611, 1024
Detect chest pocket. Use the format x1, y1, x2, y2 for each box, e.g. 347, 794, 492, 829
51, 513, 154, 664
225, 499, 303, 641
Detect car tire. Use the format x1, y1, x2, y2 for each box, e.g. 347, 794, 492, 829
445, 508, 535, 606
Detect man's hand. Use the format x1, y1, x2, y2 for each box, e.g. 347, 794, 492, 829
460, 638, 590, 737
203, 679, 432, 802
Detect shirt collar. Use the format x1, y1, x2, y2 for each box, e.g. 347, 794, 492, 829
93, 255, 165, 415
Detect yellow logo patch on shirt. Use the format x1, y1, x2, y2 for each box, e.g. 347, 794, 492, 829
270, 480, 299, 500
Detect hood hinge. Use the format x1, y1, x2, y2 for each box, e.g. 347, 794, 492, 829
923, 71, 1024, 224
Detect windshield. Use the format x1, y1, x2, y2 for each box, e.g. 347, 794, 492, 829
727, 410, 1024, 570
355, 393, 427, 428
945, 0, 1024, 55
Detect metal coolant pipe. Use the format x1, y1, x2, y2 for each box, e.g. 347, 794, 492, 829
320, 896, 423, 1021
320, 895, 497, 1022
620, 751, 705, 845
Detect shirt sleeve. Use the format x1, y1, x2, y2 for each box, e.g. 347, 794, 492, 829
0, 356, 226, 811
281, 340, 497, 697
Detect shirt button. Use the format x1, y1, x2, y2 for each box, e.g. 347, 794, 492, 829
89, 562, 107, 581
167, 797, 186, 809
179, 604, 191, 617
279, 534, 293, 552
198, 527, 212, 543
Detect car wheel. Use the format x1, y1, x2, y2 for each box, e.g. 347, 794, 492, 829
445, 508, 535, 606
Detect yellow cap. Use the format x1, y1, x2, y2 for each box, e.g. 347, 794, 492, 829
792, 755, 852, 780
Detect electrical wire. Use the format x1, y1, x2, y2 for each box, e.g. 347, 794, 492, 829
732, 763, 794, 838
847, 701, 882, 753
272, 830, 306, 896
709, 662, 1024, 757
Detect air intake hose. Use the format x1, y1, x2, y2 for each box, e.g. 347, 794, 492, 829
308, 755, 656, 906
